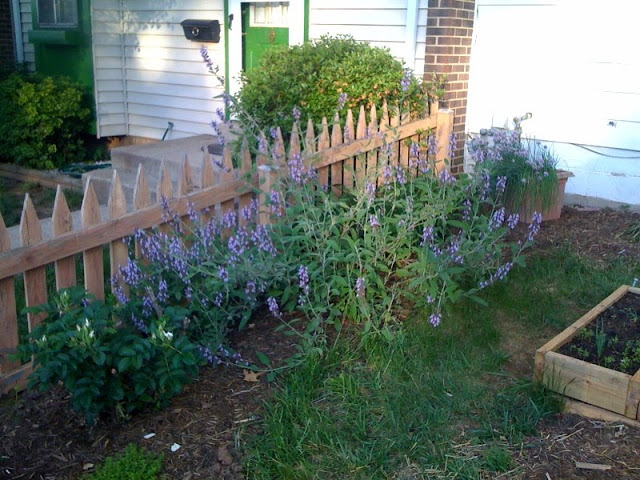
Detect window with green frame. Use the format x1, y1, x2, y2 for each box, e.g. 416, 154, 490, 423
37, 0, 78, 27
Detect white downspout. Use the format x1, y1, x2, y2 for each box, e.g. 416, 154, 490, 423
11, 0, 24, 64
404, 0, 419, 72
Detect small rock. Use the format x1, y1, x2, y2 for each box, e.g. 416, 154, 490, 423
217, 445, 233, 465
170, 443, 181, 452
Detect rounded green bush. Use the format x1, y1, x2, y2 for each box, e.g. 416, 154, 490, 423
235, 35, 427, 135
0, 73, 90, 169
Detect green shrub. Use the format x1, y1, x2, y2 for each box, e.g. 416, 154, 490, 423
235, 35, 428, 135
87, 444, 163, 480
19, 287, 202, 424
0, 73, 90, 169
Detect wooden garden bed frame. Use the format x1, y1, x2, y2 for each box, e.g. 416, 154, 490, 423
535, 285, 640, 419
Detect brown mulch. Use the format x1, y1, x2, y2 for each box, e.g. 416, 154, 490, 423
1, 205, 640, 479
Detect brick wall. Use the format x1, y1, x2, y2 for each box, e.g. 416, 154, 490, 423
0, 0, 16, 68
424, 0, 475, 173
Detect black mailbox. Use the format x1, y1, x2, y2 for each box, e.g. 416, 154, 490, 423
180, 19, 221, 43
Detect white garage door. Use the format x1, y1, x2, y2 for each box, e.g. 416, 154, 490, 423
468, 0, 640, 151
467, 0, 640, 205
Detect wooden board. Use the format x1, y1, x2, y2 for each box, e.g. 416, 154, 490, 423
542, 350, 630, 415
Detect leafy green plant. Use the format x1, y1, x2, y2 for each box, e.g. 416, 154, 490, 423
18, 287, 202, 424
0, 73, 90, 169
594, 319, 607, 358
86, 444, 163, 480
234, 35, 429, 136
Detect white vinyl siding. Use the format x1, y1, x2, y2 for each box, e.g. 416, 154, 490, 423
91, 0, 225, 139
19, 0, 35, 70
308, 0, 428, 76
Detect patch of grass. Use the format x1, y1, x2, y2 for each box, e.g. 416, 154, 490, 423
245, 307, 558, 478
480, 246, 639, 329
85, 444, 163, 479
244, 248, 637, 479
0, 178, 83, 227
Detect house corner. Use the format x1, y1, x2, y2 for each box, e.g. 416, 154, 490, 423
424, 0, 475, 174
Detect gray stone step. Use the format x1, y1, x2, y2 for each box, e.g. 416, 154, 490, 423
83, 134, 225, 205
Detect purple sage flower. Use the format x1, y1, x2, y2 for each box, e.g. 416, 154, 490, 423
338, 92, 348, 110
267, 297, 281, 318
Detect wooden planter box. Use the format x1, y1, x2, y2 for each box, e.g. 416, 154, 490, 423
518, 170, 574, 223
534, 285, 640, 419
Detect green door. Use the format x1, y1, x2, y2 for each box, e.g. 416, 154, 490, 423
241, 2, 289, 72
29, 0, 95, 132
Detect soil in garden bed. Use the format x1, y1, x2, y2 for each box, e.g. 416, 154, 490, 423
558, 293, 640, 375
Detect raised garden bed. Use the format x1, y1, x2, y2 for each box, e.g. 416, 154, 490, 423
535, 285, 640, 419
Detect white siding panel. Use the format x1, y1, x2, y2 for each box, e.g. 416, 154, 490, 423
127, 92, 217, 111
308, 24, 406, 44
126, 80, 221, 100
125, 69, 220, 89
98, 102, 126, 115
128, 103, 214, 125
98, 91, 125, 103
92, 0, 225, 139
314, 0, 409, 8
311, 9, 407, 26
99, 113, 127, 126
309, 0, 428, 74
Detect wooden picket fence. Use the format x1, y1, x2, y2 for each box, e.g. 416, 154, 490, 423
0, 103, 453, 393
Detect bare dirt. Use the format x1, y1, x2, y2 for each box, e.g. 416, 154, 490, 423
1, 205, 640, 479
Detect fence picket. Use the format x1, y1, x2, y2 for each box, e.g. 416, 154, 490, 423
368, 105, 379, 183
82, 180, 105, 300
343, 109, 355, 189
220, 147, 236, 223
435, 109, 454, 172
157, 161, 173, 201
20, 194, 48, 330
355, 106, 367, 186
133, 165, 151, 259
381, 101, 390, 131
157, 162, 173, 235
318, 117, 331, 188
52, 186, 76, 290
331, 113, 343, 192
178, 155, 193, 197
305, 118, 316, 154
0, 213, 18, 375
239, 138, 253, 226
200, 153, 215, 225
274, 127, 285, 166
108, 171, 129, 295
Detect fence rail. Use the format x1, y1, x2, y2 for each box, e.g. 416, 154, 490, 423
0, 103, 453, 393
